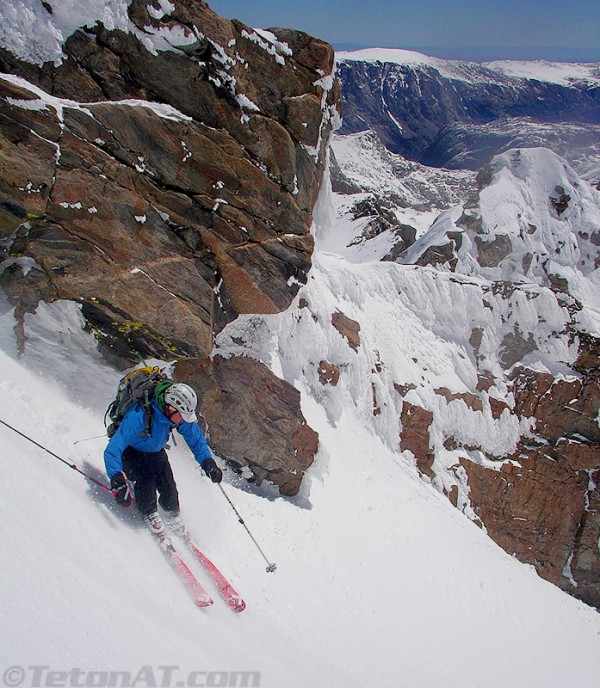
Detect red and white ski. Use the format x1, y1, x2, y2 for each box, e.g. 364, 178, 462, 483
158, 535, 214, 608
182, 534, 246, 613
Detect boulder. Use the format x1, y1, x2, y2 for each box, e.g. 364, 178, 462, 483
177, 355, 319, 496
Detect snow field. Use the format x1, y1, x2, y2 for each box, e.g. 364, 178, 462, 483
2, 349, 600, 688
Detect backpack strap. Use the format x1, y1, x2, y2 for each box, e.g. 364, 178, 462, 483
140, 379, 173, 436
154, 380, 174, 414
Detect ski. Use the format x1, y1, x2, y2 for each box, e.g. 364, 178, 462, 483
157, 534, 214, 608
178, 531, 246, 613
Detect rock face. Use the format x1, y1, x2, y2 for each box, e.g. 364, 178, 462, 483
0, 0, 340, 492
460, 338, 600, 607
177, 354, 319, 496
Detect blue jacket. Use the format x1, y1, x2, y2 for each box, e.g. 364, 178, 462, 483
104, 398, 212, 478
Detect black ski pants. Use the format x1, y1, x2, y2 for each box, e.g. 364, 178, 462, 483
122, 447, 180, 516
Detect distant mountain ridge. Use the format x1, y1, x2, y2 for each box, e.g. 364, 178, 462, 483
337, 48, 600, 175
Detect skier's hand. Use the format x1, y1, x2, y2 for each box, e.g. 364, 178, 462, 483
111, 472, 132, 507
201, 457, 222, 483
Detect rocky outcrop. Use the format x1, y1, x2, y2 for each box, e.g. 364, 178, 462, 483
177, 354, 319, 496
0, 1, 339, 359
462, 433, 599, 608
411, 335, 600, 608
318, 360, 340, 386
0, 0, 340, 492
460, 451, 587, 588
331, 311, 361, 351
497, 338, 600, 607
399, 402, 435, 479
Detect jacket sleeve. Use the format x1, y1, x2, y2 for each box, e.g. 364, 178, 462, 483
177, 421, 212, 465
103, 407, 144, 478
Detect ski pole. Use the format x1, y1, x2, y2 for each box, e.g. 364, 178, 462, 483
218, 483, 277, 573
0, 418, 112, 492
73, 433, 107, 445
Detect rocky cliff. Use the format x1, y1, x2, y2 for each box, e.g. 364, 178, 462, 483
395, 148, 600, 607
0, 0, 340, 494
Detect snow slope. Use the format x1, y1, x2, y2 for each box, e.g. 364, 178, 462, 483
331, 132, 475, 214
3, 335, 600, 688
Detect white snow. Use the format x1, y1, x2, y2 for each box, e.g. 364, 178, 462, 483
241, 29, 290, 66
328, 130, 476, 261
235, 93, 260, 112
484, 60, 600, 87
1, 72, 193, 125
338, 47, 455, 69
338, 48, 600, 87
1, 5, 600, 685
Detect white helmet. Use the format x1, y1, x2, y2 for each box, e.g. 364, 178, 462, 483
164, 383, 198, 423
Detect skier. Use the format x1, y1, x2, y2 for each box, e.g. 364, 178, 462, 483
104, 382, 222, 536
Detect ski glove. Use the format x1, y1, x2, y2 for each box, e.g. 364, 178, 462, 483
111, 472, 132, 507
201, 457, 222, 483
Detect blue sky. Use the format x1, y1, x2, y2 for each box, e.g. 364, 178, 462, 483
208, 0, 600, 62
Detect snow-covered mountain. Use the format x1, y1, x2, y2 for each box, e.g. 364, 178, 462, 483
329, 47, 600, 608
403, 147, 600, 294
328, 129, 600, 607
328, 130, 477, 261
337, 48, 600, 175
339, 49, 600, 87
